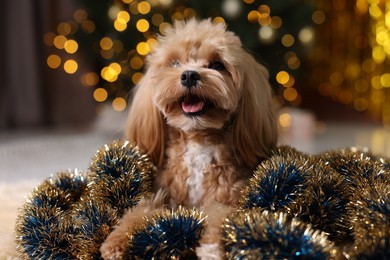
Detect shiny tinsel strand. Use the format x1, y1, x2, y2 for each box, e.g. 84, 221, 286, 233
124, 206, 205, 259
318, 147, 389, 189
15, 170, 88, 259
90, 139, 156, 180
89, 140, 154, 216
71, 198, 119, 259
291, 161, 353, 244
221, 210, 335, 259
347, 182, 390, 257
239, 153, 311, 212
271, 145, 305, 158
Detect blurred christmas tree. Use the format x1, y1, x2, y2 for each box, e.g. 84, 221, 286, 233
44, 0, 317, 112
43, 0, 390, 127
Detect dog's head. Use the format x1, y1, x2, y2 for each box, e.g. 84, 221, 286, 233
126, 19, 277, 168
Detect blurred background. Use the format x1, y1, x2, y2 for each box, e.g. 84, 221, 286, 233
1, 0, 390, 255
1, 0, 390, 151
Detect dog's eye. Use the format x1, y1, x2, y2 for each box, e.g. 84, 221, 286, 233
208, 61, 226, 71
170, 60, 180, 68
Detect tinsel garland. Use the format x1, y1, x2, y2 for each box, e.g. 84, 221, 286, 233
15, 170, 89, 259
89, 140, 155, 216
318, 147, 390, 189
71, 199, 119, 259
15, 141, 390, 259
221, 210, 335, 259
291, 160, 353, 243
347, 181, 390, 258
123, 206, 206, 259
239, 146, 310, 213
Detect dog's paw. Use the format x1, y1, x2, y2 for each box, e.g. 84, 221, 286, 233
100, 231, 127, 260
196, 243, 222, 260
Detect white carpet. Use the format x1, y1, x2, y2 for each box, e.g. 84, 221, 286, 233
0, 106, 387, 258
0, 107, 126, 259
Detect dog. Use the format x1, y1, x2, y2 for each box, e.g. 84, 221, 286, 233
100, 19, 277, 259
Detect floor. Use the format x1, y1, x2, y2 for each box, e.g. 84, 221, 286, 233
0, 107, 389, 258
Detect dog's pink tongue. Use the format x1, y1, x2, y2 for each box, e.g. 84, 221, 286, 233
182, 100, 204, 113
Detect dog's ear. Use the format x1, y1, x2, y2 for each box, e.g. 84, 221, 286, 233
233, 52, 278, 168
125, 69, 165, 167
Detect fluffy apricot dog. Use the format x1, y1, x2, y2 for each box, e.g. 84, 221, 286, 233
101, 19, 277, 259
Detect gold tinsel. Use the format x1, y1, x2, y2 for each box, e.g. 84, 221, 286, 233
124, 206, 206, 259
89, 140, 155, 216
239, 148, 312, 213
221, 210, 336, 259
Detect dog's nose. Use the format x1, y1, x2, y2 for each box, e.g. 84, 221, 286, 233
181, 70, 200, 88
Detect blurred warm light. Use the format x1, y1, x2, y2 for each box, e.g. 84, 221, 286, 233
74, 9, 88, 23
183, 8, 196, 18
281, 34, 294, 47
132, 72, 143, 84
279, 113, 292, 128
114, 20, 127, 32
287, 56, 300, 70
243, 0, 255, 4
312, 10, 326, 24
108, 5, 121, 20
276, 71, 290, 85
136, 19, 149, 32
270, 16, 282, 29
109, 62, 121, 74
47, 54, 61, 69
298, 26, 314, 44
152, 13, 164, 26
213, 17, 226, 24
372, 46, 386, 63
159, 22, 170, 33
247, 10, 259, 23
258, 5, 270, 16
64, 39, 78, 54
172, 12, 184, 21
258, 26, 274, 42
117, 11, 130, 23
138, 1, 151, 14
81, 72, 99, 87
57, 23, 72, 36
64, 59, 78, 74
380, 73, 390, 87
101, 65, 119, 82
112, 97, 127, 111
283, 76, 295, 88
93, 88, 108, 102
130, 56, 144, 70
136, 42, 150, 55
100, 37, 113, 50
146, 38, 158, 50
283, 87, 298, 102
81, 20, 95, 33
53, 35, 67, 49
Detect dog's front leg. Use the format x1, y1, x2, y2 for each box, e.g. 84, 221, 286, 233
100, 190, 166, 259
196, 202, 235, 260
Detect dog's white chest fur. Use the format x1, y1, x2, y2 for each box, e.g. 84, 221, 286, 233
184, 140, 215, 206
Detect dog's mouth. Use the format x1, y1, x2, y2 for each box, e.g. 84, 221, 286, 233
180, 95, 209, 116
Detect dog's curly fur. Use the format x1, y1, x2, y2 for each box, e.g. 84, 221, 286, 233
100, 19, 278, 259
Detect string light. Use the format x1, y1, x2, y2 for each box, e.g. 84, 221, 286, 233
310, 0, 390, 125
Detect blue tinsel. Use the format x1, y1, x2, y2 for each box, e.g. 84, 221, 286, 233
125, 207, 205, 259
243, 161, 306, 211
